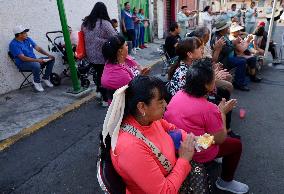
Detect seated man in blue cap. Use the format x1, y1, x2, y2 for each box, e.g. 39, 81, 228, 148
9, 25, 55, 92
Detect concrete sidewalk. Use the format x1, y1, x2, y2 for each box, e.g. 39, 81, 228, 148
0, 39, 164, 143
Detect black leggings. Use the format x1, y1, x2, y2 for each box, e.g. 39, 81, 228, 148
261, 43, 277, 59
91, 63, 107, 102
126, 29, 135, 50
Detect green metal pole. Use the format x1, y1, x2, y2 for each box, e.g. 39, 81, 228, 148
56, 0, 81, 92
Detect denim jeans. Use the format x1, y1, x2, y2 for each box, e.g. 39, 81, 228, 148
134, 26, 140, 48
17, 57, 55, 83
245, 22, 255, 34
228, 56, 247, 86
139, 25, 145, 46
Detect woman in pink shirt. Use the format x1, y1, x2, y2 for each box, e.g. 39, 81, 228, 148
101, 76, 195, 193
101, 35, 150, 104
164, 59, 249, 194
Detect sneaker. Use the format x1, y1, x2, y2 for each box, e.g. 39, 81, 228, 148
95, 92, 102, 99
139, 45, 144, 49
250, 75, 262, 83
135, 47, 141, 51
42, 79, 54, 87
214, 157, 223, 164
228, 131, 241, 139
272, 59, 281, 64
233, 82, 250, 92
142, 45, 147, 48
101, 101, 109, 107
132, 48, 136, 55
32, 81, 44, 92
216, 178, 249, 194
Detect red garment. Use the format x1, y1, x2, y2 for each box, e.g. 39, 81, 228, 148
111, 116, 191, 194
217, 137, 242, 181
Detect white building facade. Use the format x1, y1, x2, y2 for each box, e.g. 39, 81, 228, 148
0, 0, 119, 95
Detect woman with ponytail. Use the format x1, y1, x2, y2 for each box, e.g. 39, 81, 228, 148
101, 35, 150, 104
168, 37, 203, 97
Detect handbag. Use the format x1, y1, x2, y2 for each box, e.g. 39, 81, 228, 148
75, 29, 86, 60
179, 161, 213, 194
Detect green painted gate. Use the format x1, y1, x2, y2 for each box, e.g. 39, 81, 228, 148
119, 0, 150, 42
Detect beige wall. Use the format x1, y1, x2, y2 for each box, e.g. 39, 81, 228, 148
0, 0, 119, 95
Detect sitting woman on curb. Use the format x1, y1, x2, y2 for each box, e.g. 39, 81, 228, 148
102, 76, 195, 193
164, 59, 249, 194
101, 35, 150, 104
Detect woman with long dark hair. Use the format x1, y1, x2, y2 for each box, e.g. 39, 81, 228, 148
168, 37, 203, 97
82, 2, 117, 107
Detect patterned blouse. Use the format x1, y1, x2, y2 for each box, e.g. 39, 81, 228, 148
82, 19, 117, 64
168, 62, 189, 96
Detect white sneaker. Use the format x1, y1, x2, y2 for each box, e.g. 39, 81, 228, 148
135, 47, 141, 51
216, 178, 249, 194
101, 101, 109, 107
273, 59, 281, 64
42, 79, 54, 87
132, 48, 136, 55
32, 81, 44, 92
95, 92, 102, 99
214, 157, 223, 164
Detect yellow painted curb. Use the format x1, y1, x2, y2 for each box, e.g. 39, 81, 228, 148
0, 92, 97, 151
0, 59, 162, 152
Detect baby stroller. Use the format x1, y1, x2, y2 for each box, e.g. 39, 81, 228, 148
46, 31, 91, 88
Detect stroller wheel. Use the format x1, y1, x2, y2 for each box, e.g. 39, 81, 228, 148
63, 69, 70, 77
81, 78, 90, 88
50, 73, 61, 86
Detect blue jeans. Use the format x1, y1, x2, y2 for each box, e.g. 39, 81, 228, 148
245, 23, 255, 34
134, 26, 140, 48
17, 57, 55, 83
228, 56, 247, 86
139, 25, 145, 46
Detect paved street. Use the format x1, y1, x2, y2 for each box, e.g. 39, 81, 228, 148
1, 26, 284, 194
1, 61, 284, 194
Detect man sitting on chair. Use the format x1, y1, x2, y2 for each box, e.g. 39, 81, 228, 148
9, 25, 55, 92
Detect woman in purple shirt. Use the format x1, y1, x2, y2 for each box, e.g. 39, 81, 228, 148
82, 2, 117, 107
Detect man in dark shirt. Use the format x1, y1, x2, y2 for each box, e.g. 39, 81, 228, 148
165, 22, 181, 59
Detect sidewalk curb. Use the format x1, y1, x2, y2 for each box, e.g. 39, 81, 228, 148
0, 59, 162, 151
145, 59, 162, 68
0, 92, 97, 151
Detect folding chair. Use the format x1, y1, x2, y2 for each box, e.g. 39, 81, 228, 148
97, 134, 126, 194
158, 45, 179, 77
8, 51, 44, 89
